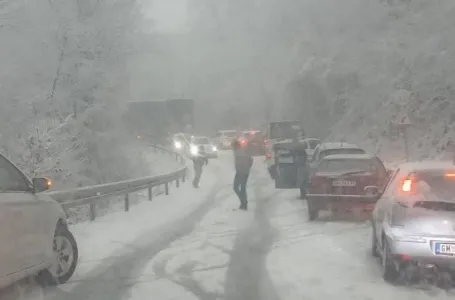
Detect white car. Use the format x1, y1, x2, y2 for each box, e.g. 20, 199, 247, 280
215, 130, 237, 150
0, 154, 78, 289
190, 136, 218, 158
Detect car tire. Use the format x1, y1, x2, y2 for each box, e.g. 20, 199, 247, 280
381, 237, 399, 283
36, 225, 78, 286
307, 199, 319, 221
371, 223, 379, 257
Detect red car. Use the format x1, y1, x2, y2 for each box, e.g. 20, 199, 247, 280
307, 154, 389, 220
239, 130, 267, 156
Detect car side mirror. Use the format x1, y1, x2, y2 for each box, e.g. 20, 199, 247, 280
364, 185, 380, 197
33, 177, 52, 193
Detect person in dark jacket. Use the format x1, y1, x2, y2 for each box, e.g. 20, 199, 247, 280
232, 139, 253, 210
292, 139, 310, 199
192, 145, 208, 188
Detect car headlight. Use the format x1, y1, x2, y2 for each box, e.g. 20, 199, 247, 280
190, 144, 198, 155
212, 145, 217, 151
174, 141, 182, 149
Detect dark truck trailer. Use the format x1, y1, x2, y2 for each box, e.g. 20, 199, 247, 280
165, 99, 195, 133
124, 99, 194, 143
124, 101, 169, 142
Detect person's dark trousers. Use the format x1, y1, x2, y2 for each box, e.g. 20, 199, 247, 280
233, 172, 249, 209
193, 164, 203, 188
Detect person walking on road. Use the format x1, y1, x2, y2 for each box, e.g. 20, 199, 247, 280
192, 145, 208, 188
232, 139, 253, 210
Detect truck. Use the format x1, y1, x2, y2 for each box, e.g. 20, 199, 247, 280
124, 99, 194, 143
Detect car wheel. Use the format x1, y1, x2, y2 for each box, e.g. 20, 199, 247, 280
381, 237, 399, 283
307, 199, 319, 221
371, 223, 379, 257
37, 225, 78, 286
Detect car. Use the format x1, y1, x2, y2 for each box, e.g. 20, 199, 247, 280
307, 154, 389, 220
309, 142, 366, 170
172, 133, 191, 153
0, 154, 78, 289
371, 161, 455, 285
216, 130, 238, 150
239, 130, 267, 156
190, 136, 218, 158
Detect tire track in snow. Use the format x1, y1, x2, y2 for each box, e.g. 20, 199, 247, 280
44, 165, 229, 300
224, 175, 282, 300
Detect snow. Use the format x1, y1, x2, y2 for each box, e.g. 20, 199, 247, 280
4, 154, 455, 300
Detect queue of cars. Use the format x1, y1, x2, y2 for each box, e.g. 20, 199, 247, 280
299, 140, 455, 286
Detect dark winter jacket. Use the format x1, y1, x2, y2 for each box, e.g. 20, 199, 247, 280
234, 148, 253, 174
193, 154, 208, 169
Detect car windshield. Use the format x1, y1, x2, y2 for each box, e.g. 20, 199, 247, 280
193, 137, 210, 144
318, 158, 381, 173
319, 148, 365, 159
269, 122, 303, 140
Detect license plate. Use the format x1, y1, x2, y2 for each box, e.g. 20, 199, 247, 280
332, 180, 356, 187
435, 243, 455, 256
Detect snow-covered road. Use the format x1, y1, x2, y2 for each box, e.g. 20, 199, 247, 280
4, 152, 455, 300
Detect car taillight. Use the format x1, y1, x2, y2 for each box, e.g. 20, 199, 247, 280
265, 152, 272, 159
240, 139, 248, 147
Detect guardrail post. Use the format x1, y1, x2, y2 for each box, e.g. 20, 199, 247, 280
90, 203, 96, 221
176, 178, 180, 188
148, 187, 152, 201
125, 193, 129, 212
165, 182, 169, 195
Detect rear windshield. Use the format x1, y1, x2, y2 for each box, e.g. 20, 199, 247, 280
220, 131, 236, 137
409, 171, 455, 209
318, 158, 384, 174
319, 148, 365, 159
193, 137, 210, 144
243, 131, 263, 140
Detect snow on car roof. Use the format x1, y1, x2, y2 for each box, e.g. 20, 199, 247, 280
398, 161, 455, 172
318, 142, 361, 150
322, 154, 375, 160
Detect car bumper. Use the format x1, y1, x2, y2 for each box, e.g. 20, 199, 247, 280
307, 194, 378, 210
389, 237, 455, 268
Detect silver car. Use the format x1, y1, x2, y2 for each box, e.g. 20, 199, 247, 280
371, 161, 455, 285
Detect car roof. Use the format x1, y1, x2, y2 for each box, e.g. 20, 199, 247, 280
322, 154, 376, 161
397, 161, 455, 173
219, 130, 236, 133
318, 142, 361, 150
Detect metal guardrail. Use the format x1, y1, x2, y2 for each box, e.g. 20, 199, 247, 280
47, 144, 187, 221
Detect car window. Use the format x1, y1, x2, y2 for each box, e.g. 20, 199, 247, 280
311, 147, 320, 163
317, 158, 381, 173
193, 137, 210, 144
319, 148, 365, 160
0, 156, 30, 192
308, 140, 320, 149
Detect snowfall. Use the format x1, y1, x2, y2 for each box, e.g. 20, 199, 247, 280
1, 150, 453, 300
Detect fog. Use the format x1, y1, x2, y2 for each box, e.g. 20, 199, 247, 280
2, 0, 455, 186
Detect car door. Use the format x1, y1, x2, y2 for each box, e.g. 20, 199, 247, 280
0, 193, 18, 278
0, 156, 48, 271
373, 168, 400, 239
